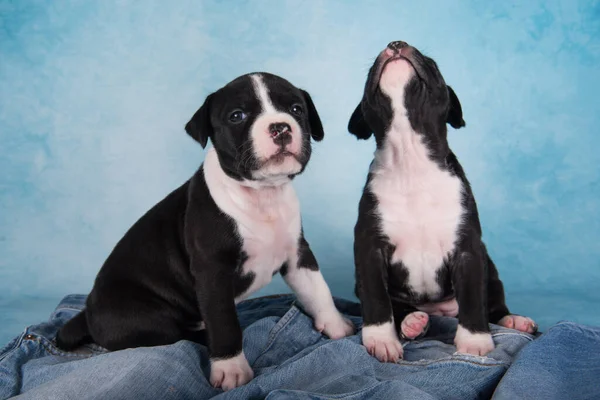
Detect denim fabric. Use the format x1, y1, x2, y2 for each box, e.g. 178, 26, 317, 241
1, 294, 536, 400
493, 321, 600, 400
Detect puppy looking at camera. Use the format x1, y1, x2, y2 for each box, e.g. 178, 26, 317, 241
56, 72, 354, 390
348, 41, 536, 362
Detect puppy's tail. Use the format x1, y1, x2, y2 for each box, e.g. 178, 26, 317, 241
55, 311, 92, 350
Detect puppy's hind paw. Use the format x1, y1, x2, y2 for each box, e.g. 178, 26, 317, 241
400, 311, 429, 340
498, 315, 538, 334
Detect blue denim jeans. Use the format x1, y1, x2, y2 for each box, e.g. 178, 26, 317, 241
0, 294, 564, 399
493, 321, 600, 399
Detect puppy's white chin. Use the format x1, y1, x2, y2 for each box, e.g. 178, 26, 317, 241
250, 157, 303, 185
379, 61, 415, 96
243, 176, 290, 188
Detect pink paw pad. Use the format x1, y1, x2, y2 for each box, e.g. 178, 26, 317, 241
498, 315, 538, 334
400, 311, 430, 339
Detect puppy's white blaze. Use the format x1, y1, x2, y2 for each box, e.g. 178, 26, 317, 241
370, 68, 464, 298
203, 149, 301, 303
249, 74, 303, 176
251, 74, 276, 113
454, 324, 495, 355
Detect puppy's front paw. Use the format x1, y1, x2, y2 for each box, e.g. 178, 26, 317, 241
454, 324, 494, 356
362, 322, 403, 363
210, 352, 254, 391
315, 313, 355, 339
498, 315, 538, 334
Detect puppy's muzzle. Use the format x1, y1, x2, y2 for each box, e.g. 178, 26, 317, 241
384, 41, 411, 59
269, 123, 292, 147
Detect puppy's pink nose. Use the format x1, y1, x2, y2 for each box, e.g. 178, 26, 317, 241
384, 48, 395, 57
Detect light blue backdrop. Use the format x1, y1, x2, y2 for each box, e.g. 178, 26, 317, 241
1, 0, 599, 345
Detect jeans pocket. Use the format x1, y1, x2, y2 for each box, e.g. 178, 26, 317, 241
39, 334, 107, 359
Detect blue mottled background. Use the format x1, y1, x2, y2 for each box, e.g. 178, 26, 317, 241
1, 0, 599, 345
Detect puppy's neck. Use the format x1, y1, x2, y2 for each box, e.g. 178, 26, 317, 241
373, 104, 432, 174
242, 174, 292, 189
204, 148, 293, 212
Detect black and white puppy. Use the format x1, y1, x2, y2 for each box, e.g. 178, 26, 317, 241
348, 41, 537, 362
56, 72, 354, 390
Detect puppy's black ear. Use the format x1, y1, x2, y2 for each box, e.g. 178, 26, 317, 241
348, 102, 372, 140
301, 89, 324, 141
446, 86, 466, 129
185, 93, 214, 148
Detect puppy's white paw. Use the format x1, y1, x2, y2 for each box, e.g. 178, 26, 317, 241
210, 352, 254, 391
400, 311, 429, 339
498, 315, 538, 334
362, 321, 403, 363
454, 324, 494, 356
315, 312, 355, 339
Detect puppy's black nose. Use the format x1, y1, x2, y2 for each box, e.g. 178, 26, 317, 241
269, 123, 291, 138
269, 123, 292, 146
388, 41, 408, 51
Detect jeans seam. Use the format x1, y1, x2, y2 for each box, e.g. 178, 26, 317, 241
492, 332, 535, 341
396, 356, 509, 368
264, 306, 300, 349
252, 307, 301, 366
271, 381, 382, 399
50, 305, 86, 320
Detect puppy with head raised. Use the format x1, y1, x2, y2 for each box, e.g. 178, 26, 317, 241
348, 41, 536, 362
56, 72, 354, 390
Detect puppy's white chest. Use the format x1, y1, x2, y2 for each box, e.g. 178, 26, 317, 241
371, 136, 464, 297
236, 203, 300, 300
204, 160, 300, 304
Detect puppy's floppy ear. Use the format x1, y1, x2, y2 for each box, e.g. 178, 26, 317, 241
301, 89, 324, 141
446, 86, 466, 129
348, 102, 372, 140
185, 93, 214, 148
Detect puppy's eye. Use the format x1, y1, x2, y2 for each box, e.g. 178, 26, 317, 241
228, 110, 247, 124
290, 104, 304, 116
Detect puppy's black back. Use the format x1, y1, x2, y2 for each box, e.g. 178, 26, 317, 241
57, 169, 241, 350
